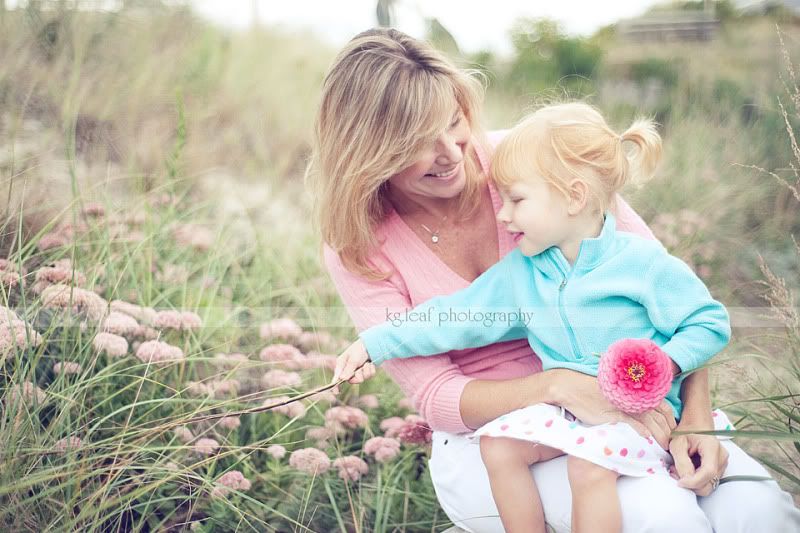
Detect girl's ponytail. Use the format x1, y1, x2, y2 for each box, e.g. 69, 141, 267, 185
620, 118, 662, 187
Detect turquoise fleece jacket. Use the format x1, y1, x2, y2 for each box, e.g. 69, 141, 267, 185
360, 214, 731, 418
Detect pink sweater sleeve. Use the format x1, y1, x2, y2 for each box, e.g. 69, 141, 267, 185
614, 194, 657, 240
322, 245, 475, 433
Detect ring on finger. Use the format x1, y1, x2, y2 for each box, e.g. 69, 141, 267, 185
710, 475, 720, 491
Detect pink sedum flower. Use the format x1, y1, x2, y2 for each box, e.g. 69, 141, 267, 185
306, 426, 334, 448
597, 338, 673, 414
324, 406, 369, 434
93, 332, 128, 357
332, 455, 369, 481
259, 343, 305, 369
101, 311, 139, 337
262, 369, 302, 389
153, 310, 202, 331
110, 300, 157, 325
266, 444, 287, 459
259, 318, 303, 342
380, 417, 406, 439
193, 438, 220, 455
357, 394, 379, 410
363, 437, 401, 463
218, 415, 241, 430
53, 362, 82, 375
289, 447, 331, 475
0, 319, 42, 361
174, 426, 195, 443
53, 436, 83, 453
41, 284, 108, 322
265, 396, 307, 419
135, 340, 184, 364
6, 381, 47, 405
211, 470, 251, 498
397, 416, 432, 445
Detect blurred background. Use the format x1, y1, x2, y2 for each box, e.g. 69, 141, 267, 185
1, 0, 799, 531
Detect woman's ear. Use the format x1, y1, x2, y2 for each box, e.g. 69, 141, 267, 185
566, 179, 589, 216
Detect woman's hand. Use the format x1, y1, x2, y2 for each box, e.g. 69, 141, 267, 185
547, 369, 676, 449
331, 339, 376, 393
669, 423, 729, 496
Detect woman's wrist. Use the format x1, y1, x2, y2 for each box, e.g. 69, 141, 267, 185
535, 368, 569, 407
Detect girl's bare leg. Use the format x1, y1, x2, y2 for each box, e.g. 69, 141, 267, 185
567, 455, 622, 533
479, 436, 564, 533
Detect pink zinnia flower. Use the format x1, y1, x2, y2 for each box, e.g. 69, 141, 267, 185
332, 456, 369, 481
265, 396, 306, 419
135, 340, 184, 365
597, 338, 673, 414
101, 311, 139, 337
259, 318, 302, 342
380, 417, 406, 439
53, 436, 83, 453
211, 470, 251, 498
53, 362, 82, 375
289, 448, 331, 475
363, 436, 401, 463
266, 444, 287, 459
324, 406, 369, 434
259, 343, 305, 369
193, 438, 220, 455
93, 332, 128, 357
262, 369, 302, 389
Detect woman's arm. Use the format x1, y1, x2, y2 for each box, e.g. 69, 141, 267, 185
669, 368, 730, 496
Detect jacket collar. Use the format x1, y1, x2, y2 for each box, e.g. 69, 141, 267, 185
530, 212, 617, 279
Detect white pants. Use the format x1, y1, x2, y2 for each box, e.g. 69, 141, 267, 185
430, 430, 800, 532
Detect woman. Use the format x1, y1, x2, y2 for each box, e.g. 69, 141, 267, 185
307, 28, 799, 532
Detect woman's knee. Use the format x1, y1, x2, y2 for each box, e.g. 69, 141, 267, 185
701, 479, 800, 532
617, 475, 711, 532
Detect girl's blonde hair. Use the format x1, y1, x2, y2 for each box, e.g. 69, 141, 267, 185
305, 28, 487, 280
492, 102, 662, 213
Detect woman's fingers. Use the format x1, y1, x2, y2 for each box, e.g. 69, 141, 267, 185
669, 435, 696, 481
634, 410, 670, 449
657, 401, 677, 430
677, 435, 728, 495
620, 415, 650, 440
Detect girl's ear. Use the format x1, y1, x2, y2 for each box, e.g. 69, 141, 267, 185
566, 179, 589, 216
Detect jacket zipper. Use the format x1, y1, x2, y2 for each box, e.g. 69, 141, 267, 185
556, 273, 582, 360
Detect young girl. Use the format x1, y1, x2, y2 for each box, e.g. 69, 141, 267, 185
332, 102, 732, 533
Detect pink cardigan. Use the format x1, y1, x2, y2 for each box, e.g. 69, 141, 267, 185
323, 133, 656, 434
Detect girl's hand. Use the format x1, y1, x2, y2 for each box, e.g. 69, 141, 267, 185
547, 369, 676, 449
331, 339, 376, 393
669, 424, 729, 496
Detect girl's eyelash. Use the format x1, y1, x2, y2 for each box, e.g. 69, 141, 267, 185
450, 115, 461, 128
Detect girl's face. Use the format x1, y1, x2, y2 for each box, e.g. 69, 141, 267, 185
496, 174, 572, 257
386, 107, 471, 201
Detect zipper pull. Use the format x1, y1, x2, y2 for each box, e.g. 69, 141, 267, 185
559, 279, 567, 290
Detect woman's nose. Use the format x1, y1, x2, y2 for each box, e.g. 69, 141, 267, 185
435, 132, 464, 164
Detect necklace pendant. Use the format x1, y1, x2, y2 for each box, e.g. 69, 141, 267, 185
431, 234, 440, 244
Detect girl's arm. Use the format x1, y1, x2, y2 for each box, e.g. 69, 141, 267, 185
360, 251, 529, 365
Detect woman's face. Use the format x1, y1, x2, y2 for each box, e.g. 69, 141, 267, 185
386, 107, 471, 201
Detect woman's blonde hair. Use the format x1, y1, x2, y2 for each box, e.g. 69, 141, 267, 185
305, 28, 487, 279
492, 102, 662, 213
